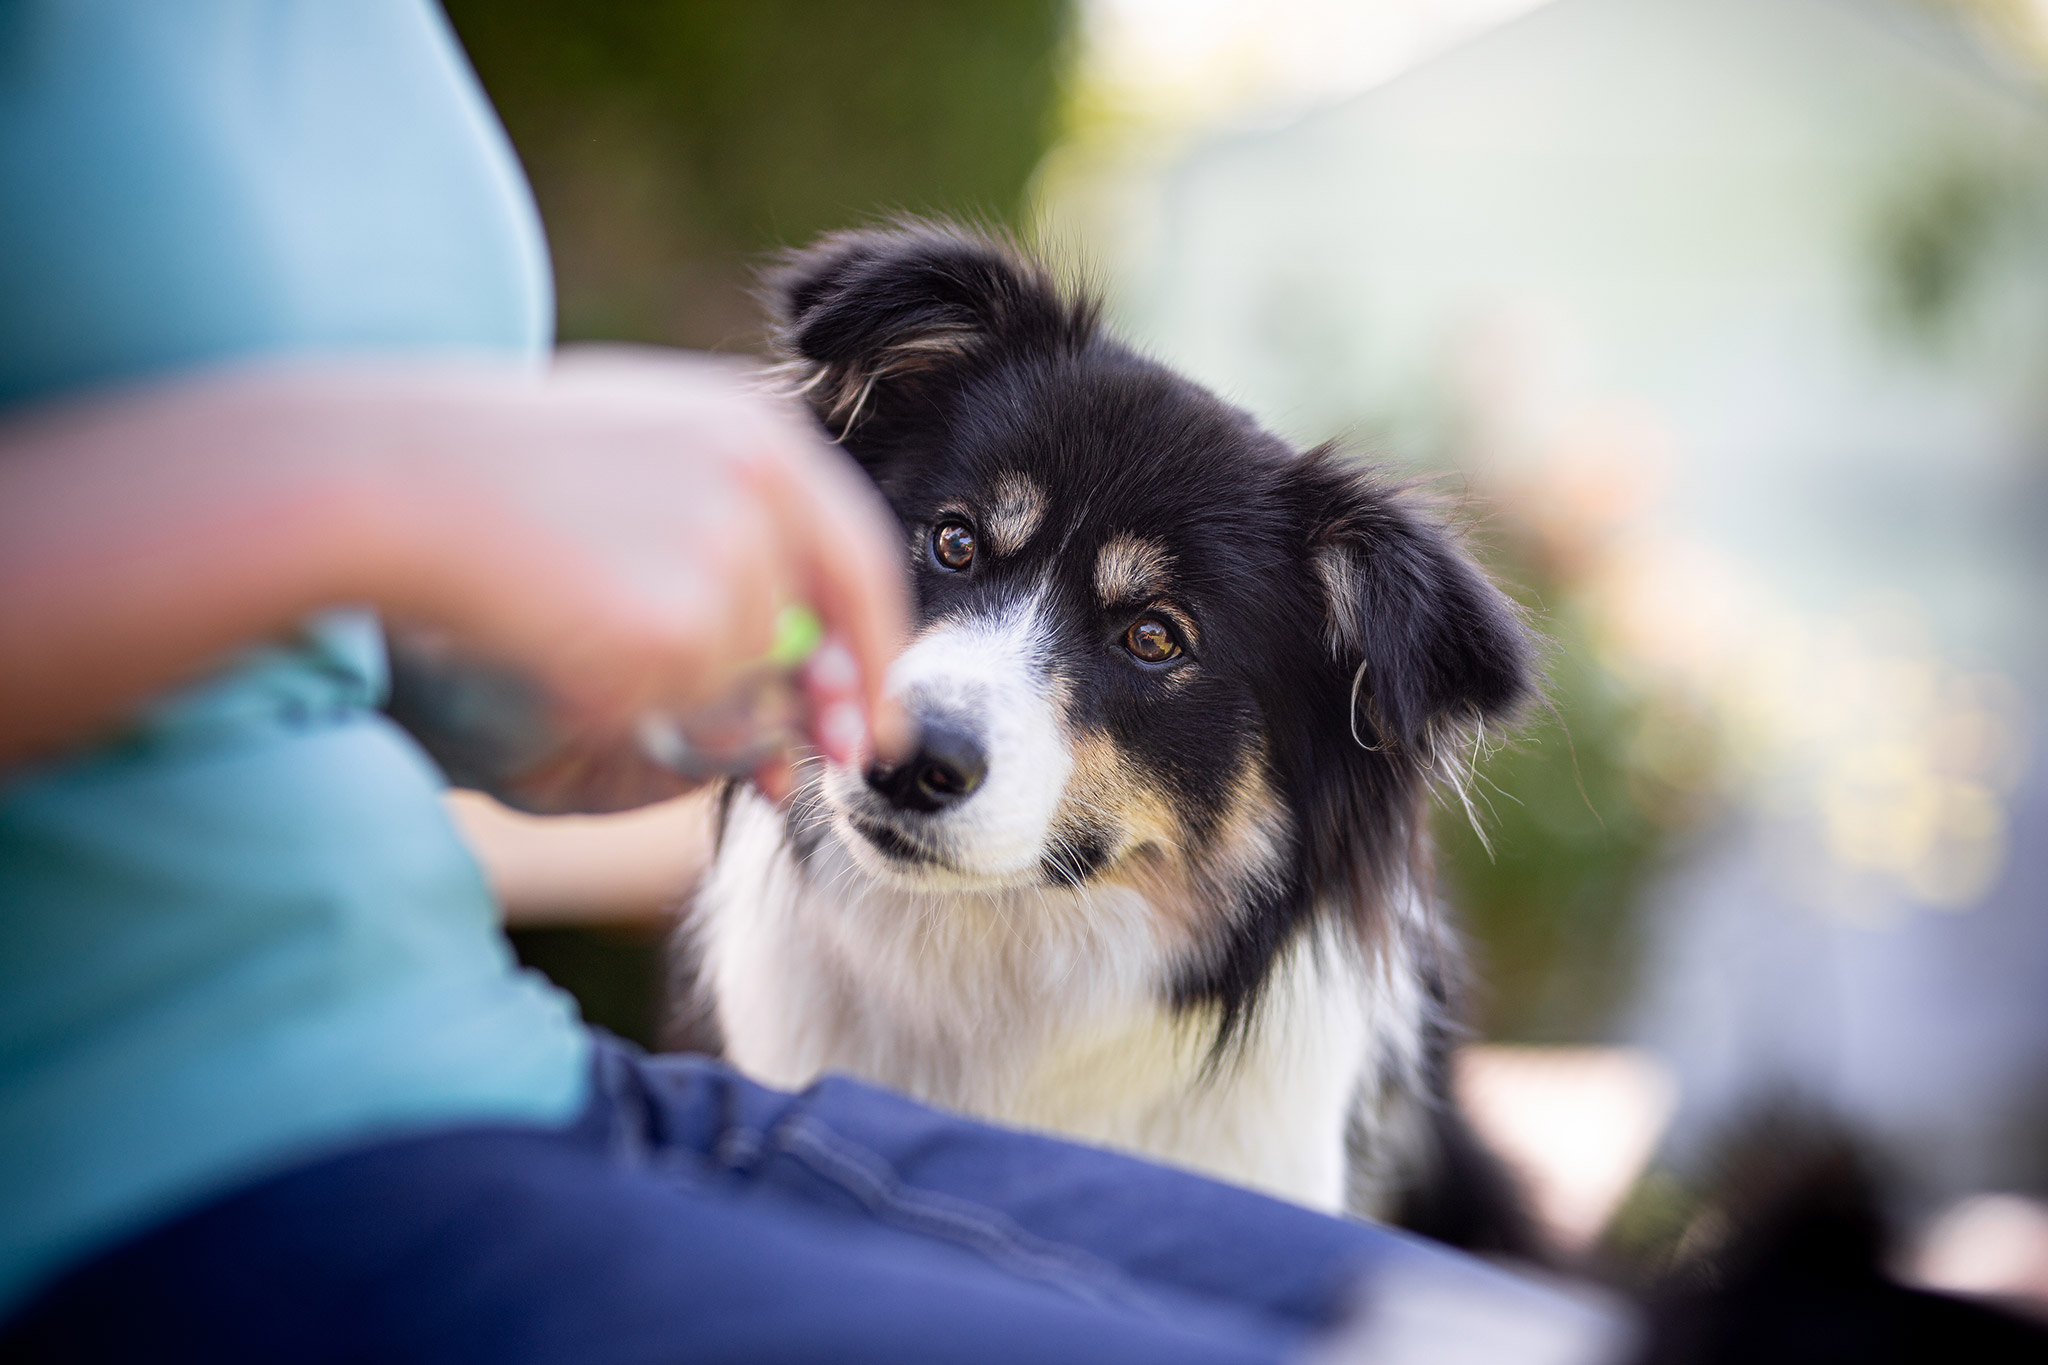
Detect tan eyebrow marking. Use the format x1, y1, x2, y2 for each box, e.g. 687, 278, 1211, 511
1094, 534, 1174, 607
983, 472, 1047, 555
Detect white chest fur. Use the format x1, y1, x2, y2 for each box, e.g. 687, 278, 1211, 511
692, 792, 1432, 1214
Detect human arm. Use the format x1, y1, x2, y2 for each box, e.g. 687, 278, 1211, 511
0, 353, 909, 782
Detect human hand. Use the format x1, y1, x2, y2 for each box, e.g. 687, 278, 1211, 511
363, 349, 911, 809
0, 350, 911, 795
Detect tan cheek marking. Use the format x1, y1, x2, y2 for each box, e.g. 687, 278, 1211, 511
1061, 732, 1182, 853
983, 472, 1047, 555
1063, 734, 1290, 949
1095, 534, 1174, 607
1200, 760, 1292, 904
1051, 732, 1181, 909
1129, 759, 1290, 956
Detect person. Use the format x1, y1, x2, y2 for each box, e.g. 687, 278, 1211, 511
0, 5, 1614, 1362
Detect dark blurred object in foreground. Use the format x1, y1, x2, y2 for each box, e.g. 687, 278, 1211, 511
1632, 1105, 2048, 1364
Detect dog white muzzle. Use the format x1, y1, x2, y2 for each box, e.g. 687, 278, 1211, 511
821, 596, 1071, 886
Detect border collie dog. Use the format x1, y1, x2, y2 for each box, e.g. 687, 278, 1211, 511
685, 222, 1536, 1229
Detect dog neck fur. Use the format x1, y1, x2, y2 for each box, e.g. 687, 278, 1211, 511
692, 781, 1436, 1214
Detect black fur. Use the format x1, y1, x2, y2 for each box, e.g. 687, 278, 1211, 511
1637, 1107, 2048, 1363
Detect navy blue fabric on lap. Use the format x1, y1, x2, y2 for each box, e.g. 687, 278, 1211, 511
2, 1038, 1506, 1364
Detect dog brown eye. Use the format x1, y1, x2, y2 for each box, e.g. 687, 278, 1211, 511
932, 521, 976, 571
1124, 618, 1178, 663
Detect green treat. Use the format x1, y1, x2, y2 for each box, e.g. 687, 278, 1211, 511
765, 604, 826, 670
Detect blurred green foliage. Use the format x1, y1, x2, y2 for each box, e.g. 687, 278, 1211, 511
508, 925, 670, 1048
444, 0, 1070, 348
1434, 550, 1712, 1044
1882, 164, 2008, 339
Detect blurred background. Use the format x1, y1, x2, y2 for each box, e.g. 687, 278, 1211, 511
439, 0, 2048, 1307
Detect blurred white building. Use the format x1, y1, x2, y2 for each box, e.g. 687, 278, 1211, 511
1041, 0, 2048, 1198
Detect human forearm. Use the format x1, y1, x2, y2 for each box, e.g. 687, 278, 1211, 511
0, 374, 427, 765
0, 355, 909, 777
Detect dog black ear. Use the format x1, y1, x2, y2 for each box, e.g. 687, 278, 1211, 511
767, 221, 1091, 436
1289, 446, 1536, 761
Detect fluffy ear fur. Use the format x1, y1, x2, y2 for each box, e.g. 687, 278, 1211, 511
766, 220, 1095, 436
1289, 445, 1536, 765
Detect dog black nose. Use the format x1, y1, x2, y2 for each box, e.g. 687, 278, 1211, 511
866, 719, 987, 813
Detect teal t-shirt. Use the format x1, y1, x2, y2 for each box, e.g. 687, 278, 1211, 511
0, 1, 590, 1315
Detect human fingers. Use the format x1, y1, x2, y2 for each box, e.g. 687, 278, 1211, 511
519, 363, 826, 707
546, 438, 796, 721
723, 412, 912, 760
802, 637, 870, 767
443, 356, 901, 756
664, 479, 788, 704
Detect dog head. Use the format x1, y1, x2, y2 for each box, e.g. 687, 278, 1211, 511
769, 222, 1535, 1013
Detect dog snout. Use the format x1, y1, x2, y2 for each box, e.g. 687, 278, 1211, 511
866, 717, 987, 813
